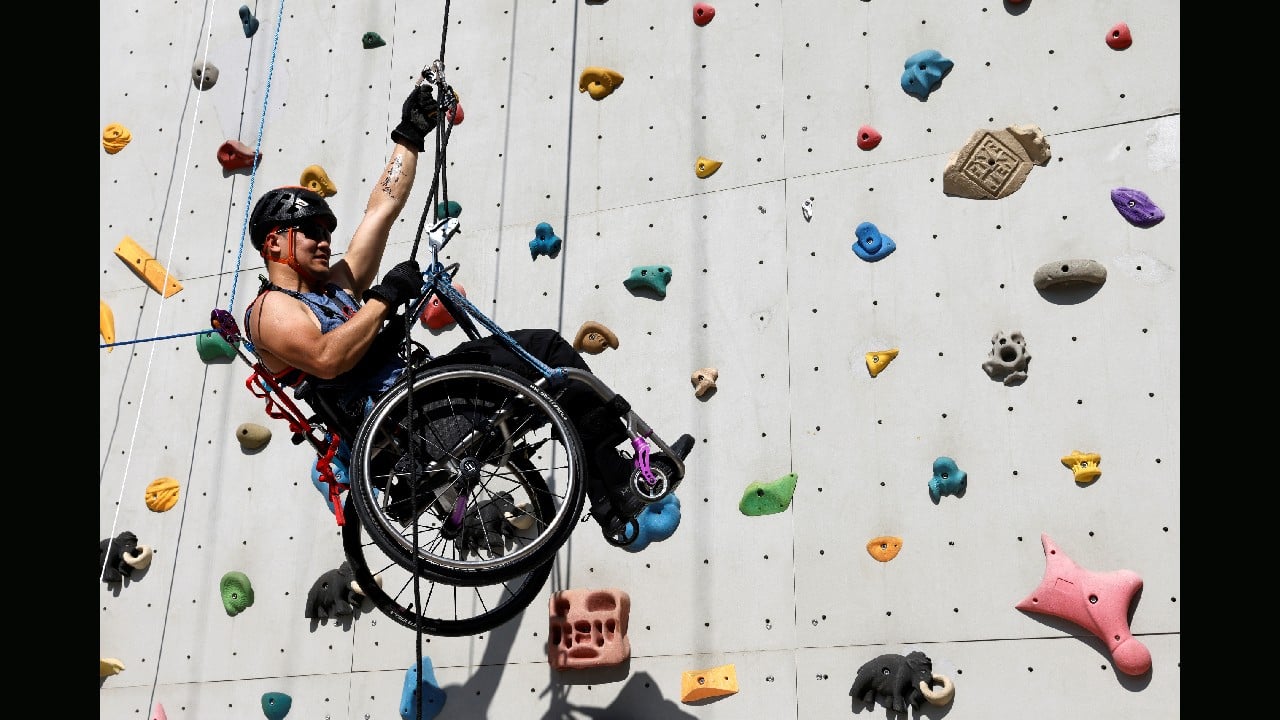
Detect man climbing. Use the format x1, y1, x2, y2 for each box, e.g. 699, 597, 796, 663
241, 75, 690, 543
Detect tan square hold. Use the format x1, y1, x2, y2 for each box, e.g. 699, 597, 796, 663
943, 124, 1051, 200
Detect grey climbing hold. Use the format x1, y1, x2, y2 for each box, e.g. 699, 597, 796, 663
192, 62, 219, 90
1033, 259, 1107, 291
981, 330, 1030, 386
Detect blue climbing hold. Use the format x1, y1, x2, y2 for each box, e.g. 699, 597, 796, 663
622, 494, 682, 552
261, 692, 292, 720
399, 657, 447, 720
928, 456, 967, 503
529, 222, 562, 260
623, 265, 673, 298
310, 454, 351, 515
900, 49, 953, 100
851, 222, 896, 262
239, 6, 260, 38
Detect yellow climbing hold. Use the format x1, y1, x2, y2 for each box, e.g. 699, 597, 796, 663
681, 663, 738, 703
100, 657, 125, 677
1060, 450, 1102, 485
114, 236, 183, 297
695, 156, 722, 179
578, 67, 624, 100
100, 299, 116, 351
145, 477, 181, 512
300, 165, 337, 197
865, 348, 899, 377
102, 123, 132, 154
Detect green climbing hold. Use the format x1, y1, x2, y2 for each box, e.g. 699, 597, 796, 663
623, 265, 673, 298
436, 200, 462, 219
261, 692, 292, 719
219, 571, 255, 616
738, 473, 798, 516
362, 32, 386, 49
197, 331, 237, 362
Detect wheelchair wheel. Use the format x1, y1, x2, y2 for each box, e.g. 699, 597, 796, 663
349, 363, 586, 586
341, 496, 552, 637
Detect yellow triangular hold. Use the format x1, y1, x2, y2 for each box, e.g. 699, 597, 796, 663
114, 236, 183, 297
100, 299, 116, 351
865, 348, 899, 377
695, 156, 723, 179
681, 663, 738, 703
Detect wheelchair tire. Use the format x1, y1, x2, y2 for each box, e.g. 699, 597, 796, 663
341, 496, 552, 637
349, 363, 586, 586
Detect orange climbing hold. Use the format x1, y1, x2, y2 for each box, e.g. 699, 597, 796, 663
114, 236, 183, 297
102, 123, 132, 154
217, 139, 262, 171
681, 663, 738, 703
579, 67, 625, 100
866, 536, 903, 562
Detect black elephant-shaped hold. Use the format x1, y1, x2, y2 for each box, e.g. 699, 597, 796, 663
99, 531, 153, 584
304, 560, 363, 619
849, 651, 954, 713
456, 491, 519, 557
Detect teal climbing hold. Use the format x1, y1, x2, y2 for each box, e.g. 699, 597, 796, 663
623, 265, 672, 298
400, 657, 447, 720
529, 222, 562, 260
362, 32, 386, 49
261, 692, 292, 720
928, 456, 967, 503
219, 571, 255, 616
197, 331, 237, 362
739, 473, 798, 516
435, 200, 462, 219
239, 6, 259, 38
622, 493, 682, 552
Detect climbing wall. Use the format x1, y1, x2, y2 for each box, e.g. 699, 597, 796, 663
100, 1, 1179, 718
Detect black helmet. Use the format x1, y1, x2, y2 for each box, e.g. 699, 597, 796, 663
249, 186, 337, 251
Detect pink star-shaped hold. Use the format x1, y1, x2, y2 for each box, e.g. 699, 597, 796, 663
1015, 533, 1152, 676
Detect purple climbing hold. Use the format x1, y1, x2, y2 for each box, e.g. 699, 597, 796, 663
1110, 188, 1165, 228
900, 49, 953, 100
851, 222, 896, 262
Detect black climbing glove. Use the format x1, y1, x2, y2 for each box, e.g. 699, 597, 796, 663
363, 259, 423, 308
390, 84, 440, 152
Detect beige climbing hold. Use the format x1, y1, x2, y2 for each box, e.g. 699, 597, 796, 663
235, 422, 272, 450
573, 321, 619, 354
920, 673, 955, 706
100, 657, 125, 677
943, 124, 1051, 199
103, 123, 132, 154
123, 544, 154, 571
505, 502, 536, 530
300, 164, 338, 197
865, 349, 899, 377
695, 156, 723, 178
578, 67, 624, 100
681, 663, 738, 703
690, 367, 718, 398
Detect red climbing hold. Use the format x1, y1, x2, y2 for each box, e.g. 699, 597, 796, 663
1105, 22, 1132, 50
855, 125, 882, 151
693, 3, 715, 26
448, 102, 465, 125
217, 139, 262, 171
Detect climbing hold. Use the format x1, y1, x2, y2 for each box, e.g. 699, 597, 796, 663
1033, 259, 1107, 291
114, 236, 183, 297
695, 156, 723, 178
681, 663, 738, 703
361, 31, 386, 49
529, 222, 563, 260
239, 6, 259, 37
865, 349, 899, 378
311, 455, 351, 515
1110, 187, 1165, 228
578, 66, 625, 100
981, 329, 1030, 386
261, 692, 292, 720
419, 283, 465, 330
235, 422, 272, 450
690, 367, 718, 398
1106, 22, 1133, 50
693, 3, 716, 26
866, 536, 903, 562
928, 456, 967, 503
623, 265, 673, 297
100, 658, 125, 677
219, 571, 255, 616
144, 477, 181, 512
217, 139, 262, 172
548, 588, 632, 670
399, 657, 447, 720
1060, 450, 1102, 485
305, 561, 363, 619
943, 124, 1051, 199
852, 222, 896, 262
191, 61, 219, 90
435, 200, 462, 219
573, 321, 619, 354
151, 703, 167, 720
850, 651, 954, 711
621, 494, 681, 553
447, 101, 465, 125
102, 123, 132, 154
100, 531, 153, 583
900, 49, 953, 100
856, 125, 882, 150
739, 473, 798, 516
1016, 533, 1151, 676
300, 165, 337, 197
100, 299, 116, 351
801, 197, 815, 222
197, 331, 237, 362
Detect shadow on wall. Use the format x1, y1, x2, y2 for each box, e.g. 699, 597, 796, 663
539, 671, 697, 720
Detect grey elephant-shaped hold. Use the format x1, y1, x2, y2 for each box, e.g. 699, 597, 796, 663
456, 491, 520, 557
981, 329, 1031, 386
304, 560, 364, 619
849, 651, 954, 713
99, 531, 153, 584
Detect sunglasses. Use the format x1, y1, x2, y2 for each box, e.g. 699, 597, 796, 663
288, 219, 332, 240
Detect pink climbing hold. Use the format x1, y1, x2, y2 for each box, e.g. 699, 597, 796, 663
1106, 22, 1133, 50
1015, 533, 1152, 676
856, 125, 882, 151
693, 3, 715, 26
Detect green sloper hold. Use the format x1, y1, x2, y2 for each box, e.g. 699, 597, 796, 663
220, 571, 255, 616
261, 692, 292, 720
362, 32, 386, 49
623, 265, 673, 298
739, 473, 798, 516
436, 200, 462, 219
197, 331, 237, 362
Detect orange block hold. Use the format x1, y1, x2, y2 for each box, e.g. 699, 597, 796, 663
681, 663, 738, 703
114, 236, 183, 297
